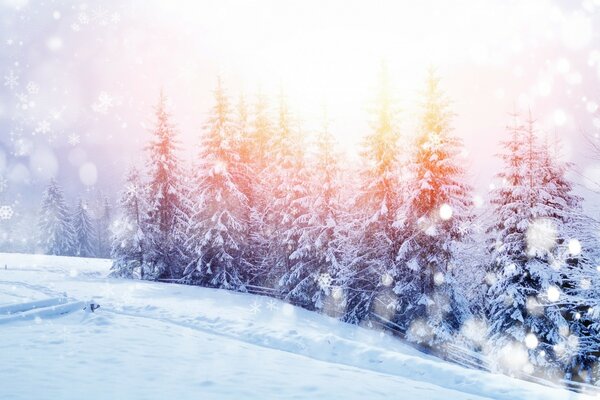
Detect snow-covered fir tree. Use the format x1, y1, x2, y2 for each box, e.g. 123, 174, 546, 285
396, 70, 474, 344
182, 79, 251, 290
110, 166, 149, 279
144, 91, 188, 280
486, 111, 571, 377
250, 90, 273, 172
561, 220, 600, 383
280, 110, 348, 313
38, 178, 74, 256
94, 196, 112, 258
71, 198, 96, 257
258, 90, 311, 292
244, 92, 275, 284
344, 64, 403, 323
537, 136, 599, 382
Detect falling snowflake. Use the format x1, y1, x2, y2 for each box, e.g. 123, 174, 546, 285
0, 205, 14, 220
317, 273, 332, 290
0, 177, 7, 193
4, 70, 19, 89
78, 12, 90, 25
67, 133, 81, 146
249, 300, 261, 315
92, 92, 114, 114
26, 81, 39, 95
91, 7, 109, 25
35, 120, 51, 135
266, 299, 278, 311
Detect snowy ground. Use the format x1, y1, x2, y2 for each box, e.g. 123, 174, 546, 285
0, 253, 595, 400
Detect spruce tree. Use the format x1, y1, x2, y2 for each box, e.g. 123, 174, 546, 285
38, 178, 74, 256
110, 166, 149, 279
486, 111, 569, 376
144, 91, 188, 280
182, 79, 251, 290
245, 92, 274, 285
94, 196, 112, 258
258, 90, 311, 292
280, 111, 348, 312
396, 70, 474, 343
538, 137, 598, 382
71, 198, 96, 257
345, 64, 402, 323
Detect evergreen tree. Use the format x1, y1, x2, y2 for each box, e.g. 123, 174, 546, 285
38, 178, 74, 256
144, 91, 188, 280
94, 196, 112, 258
396, 70, 474, 343
245, 92, 274, 284
110, 166, 149, 279
257, 89, 311, 292
344, 64, 402, 323
251, 90, 273, 172
280, 110, 348, 313
486, 111, 569, 377
182, 79, 251, 289
71, 198, 96, 257
538, 137, 598, 382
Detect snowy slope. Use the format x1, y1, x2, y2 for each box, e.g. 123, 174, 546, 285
0, 252, 594, 400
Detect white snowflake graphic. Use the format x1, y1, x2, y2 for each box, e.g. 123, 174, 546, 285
91, 7, 109, 25
92, 92, 114, 114
67, 133, 81, 146
0, 205, 14, 220
35, 120, 51, 135
110, 12, 121, 24
249, 300, 261, 315
4, 70, 19, 89
26, 81, 39, 95
266, 299, 278, 311
78, 12, 90, 25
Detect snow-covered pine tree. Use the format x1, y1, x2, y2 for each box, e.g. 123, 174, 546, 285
181, 79, 251, 290
486, 111, 569, 377
38, 178, 74, 256
280, 109, 348, 313
244, 91, 275, 285
144, 91, 188, 280
538, 136, 599, 382
396, 69, 474, 344
94, 196, 112, 258
561, 217, 600, 383
71, 198, 96, 257
344, 63, 403, 324
257, 89, 311, 293
250, 90, 273, 172
110, 166, 149, 279
235, 93, 264, 283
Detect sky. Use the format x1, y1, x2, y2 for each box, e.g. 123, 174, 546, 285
1, 0, 600, 224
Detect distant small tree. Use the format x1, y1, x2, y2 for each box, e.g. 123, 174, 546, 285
71, 198, 96, 257
38, 179, 74, 256
111, 166, 149, 279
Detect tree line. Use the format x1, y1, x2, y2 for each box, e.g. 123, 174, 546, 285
37, 182, 112, 258
42, 67, 600, 384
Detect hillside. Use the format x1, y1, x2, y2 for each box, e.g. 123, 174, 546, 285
0, 253, 593, 400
